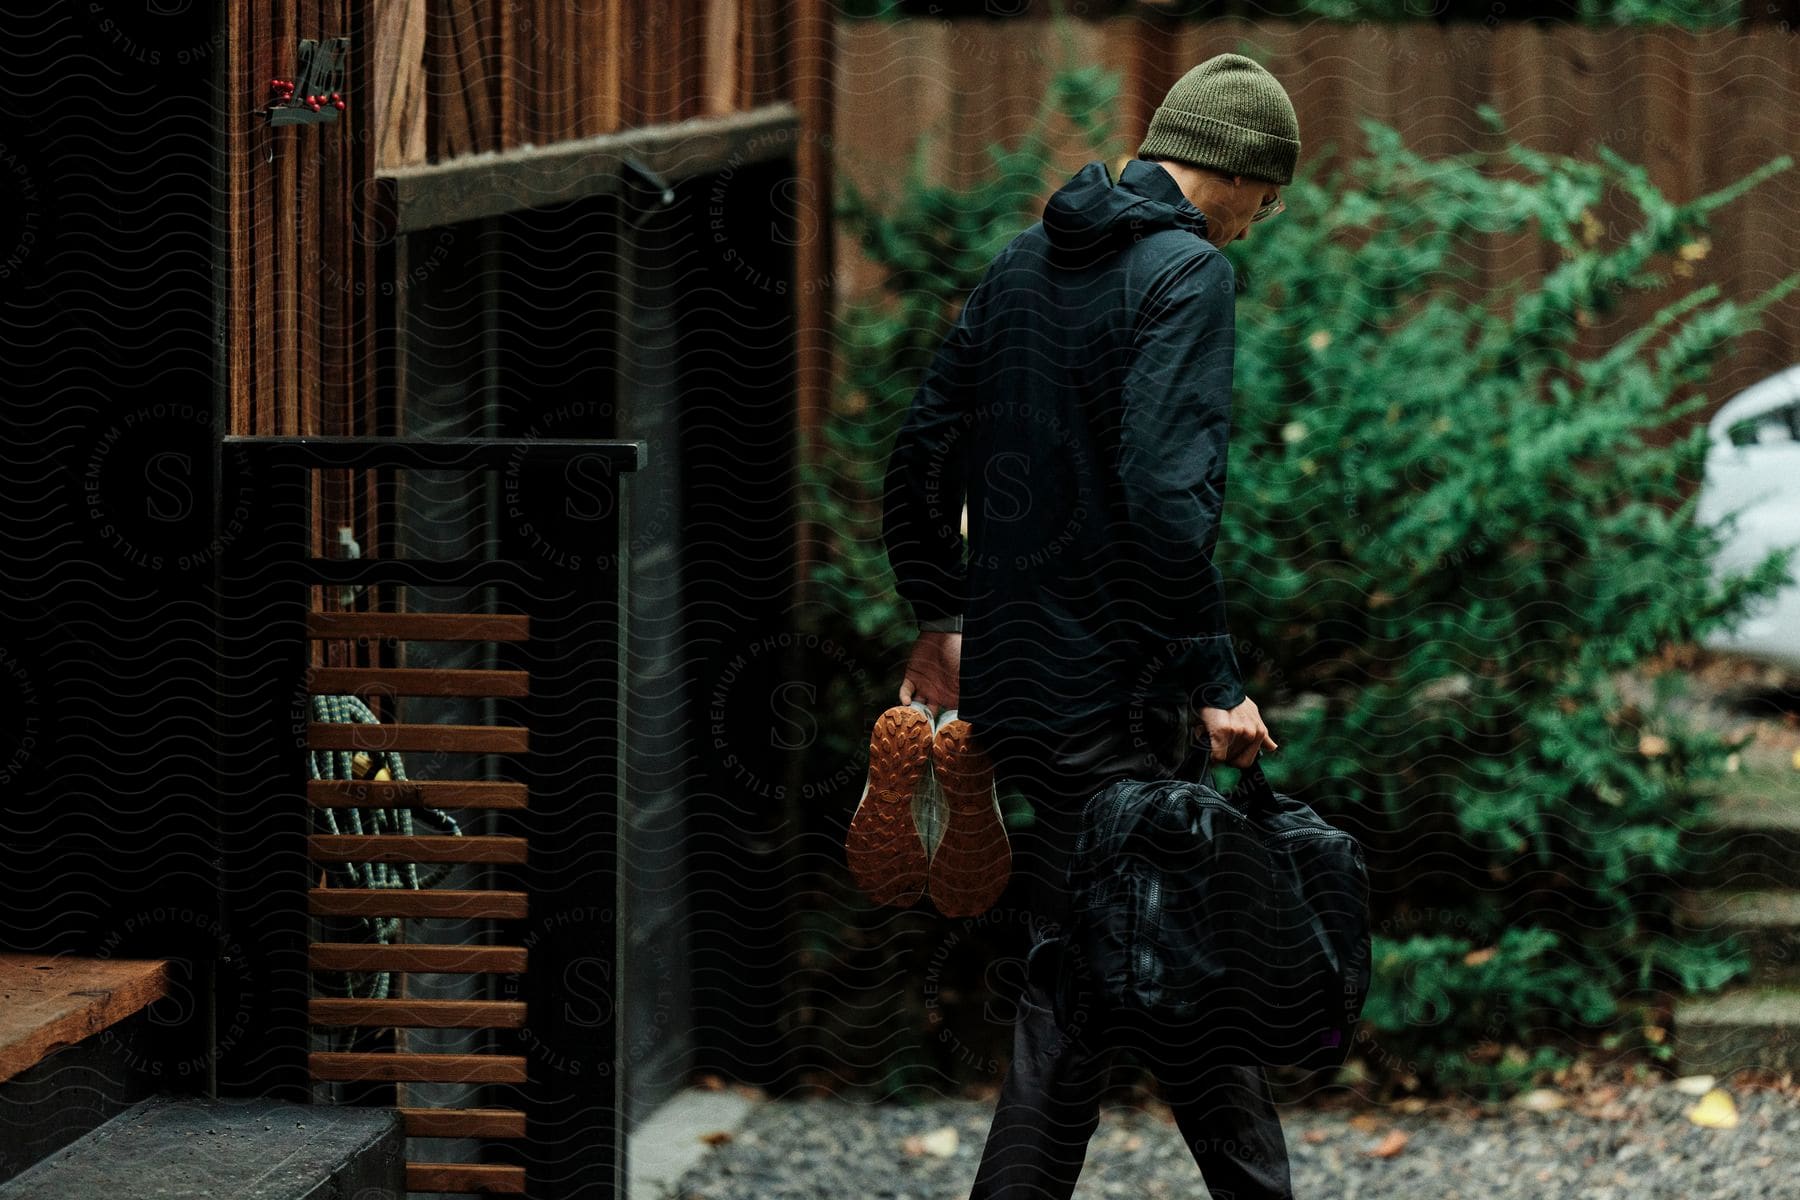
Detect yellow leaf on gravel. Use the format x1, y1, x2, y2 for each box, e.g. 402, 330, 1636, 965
1686, 1089, 1739, 1129
1365, 1129, 1409, 1158
1514, 1088, 1567, 1113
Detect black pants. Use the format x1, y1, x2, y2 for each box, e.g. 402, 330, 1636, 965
965, 701, 1295, 1200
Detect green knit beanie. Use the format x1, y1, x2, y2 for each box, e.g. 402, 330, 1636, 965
1138, 53, 1301, 186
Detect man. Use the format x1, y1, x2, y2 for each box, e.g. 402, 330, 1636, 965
880, 53, 1302, 1200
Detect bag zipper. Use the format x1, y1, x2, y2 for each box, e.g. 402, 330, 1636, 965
1137, 872, 1161, 984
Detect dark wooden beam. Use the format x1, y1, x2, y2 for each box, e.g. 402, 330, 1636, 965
381, 102, 800, 233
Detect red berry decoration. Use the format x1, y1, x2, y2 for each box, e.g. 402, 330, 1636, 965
334, 100, 346, 111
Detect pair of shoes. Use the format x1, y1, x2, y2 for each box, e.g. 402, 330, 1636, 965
845, 701, 1012, 917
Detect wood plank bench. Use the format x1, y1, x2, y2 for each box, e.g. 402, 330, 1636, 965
0, 954, 172, 1085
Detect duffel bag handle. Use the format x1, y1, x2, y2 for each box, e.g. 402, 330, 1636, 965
1177, 738, 1275, 812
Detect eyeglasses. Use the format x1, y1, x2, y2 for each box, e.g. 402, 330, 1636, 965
1208, 169, 1285, 223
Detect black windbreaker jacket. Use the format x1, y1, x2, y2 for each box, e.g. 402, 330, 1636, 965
882, 157, 1246, 735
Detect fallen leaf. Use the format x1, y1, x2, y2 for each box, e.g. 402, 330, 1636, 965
1463, 946, 1498, 967
1791, 748, 1800, 772
1672, 1074, 1716, 1096
1348, 1113, 1384, 1133
1638, 734, 1669, 758
694, 1074, 726, 1091
699, 1131, 733, 1146
1302, 1129, 1331, 1144
908, 1127, 959, 1158
1686, 1088, 1738, 1129
1514, 1088, 1567, 1113
1365, 1129, 1409, 1158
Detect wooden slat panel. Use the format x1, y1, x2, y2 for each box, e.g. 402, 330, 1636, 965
375, 0, 429, 168
310, 834, 528, 864
311, 942, 528, 973
703, 0, 740, 116
226, 1, 250, 435
308, 611, 531, 641
310, 1051, 526, 1083
308, 780, 529, 809
399, 1107, 527, 1139
308, 667, 529, 697
307, 723, 529, 753
310, 998, 527, 1028
407, 1163, 527, 1195
308, 889, 529, 919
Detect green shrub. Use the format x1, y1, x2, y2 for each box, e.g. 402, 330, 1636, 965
802, 60, 1797, 1097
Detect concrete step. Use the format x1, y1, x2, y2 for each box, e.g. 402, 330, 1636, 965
1673, 889, 1800, 983
1684, 772, 1800, 891
0, 1096, 402, 1200
1671, 983, 1800, 1076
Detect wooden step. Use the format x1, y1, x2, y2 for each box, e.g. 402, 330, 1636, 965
308, 723, 529, 754
407, 1162, 526, 1194
309, 667, 529, 698
308, 780, 527, 809
398, 1107, 526, 1139
310, 998, 527, 1029
310, 942, 527, 974
1671, 983, 1800, 1075
310, 834, 527, 864
310, 1051, 527, 1084
308, 612, 530, 641
308, 888, 528, 919
0, 954, 171, 1084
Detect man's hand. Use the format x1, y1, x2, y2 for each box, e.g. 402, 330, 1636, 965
1197, 696, 1277, 769
898, 632, 961, 715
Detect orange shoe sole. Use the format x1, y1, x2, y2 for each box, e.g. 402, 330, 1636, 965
926, 718, 1011, 918
845, 704, 934, 907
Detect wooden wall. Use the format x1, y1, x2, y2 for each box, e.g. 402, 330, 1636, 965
223, 0, 830, 443
833, 16, 1800, 409
374, 0, 804, 168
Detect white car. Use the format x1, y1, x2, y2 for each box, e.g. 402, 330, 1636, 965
1696, 363, 1800, 670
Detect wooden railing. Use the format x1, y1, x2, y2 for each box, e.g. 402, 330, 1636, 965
217, 436, 643, 1199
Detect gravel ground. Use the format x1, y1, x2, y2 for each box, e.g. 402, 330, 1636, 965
660, 1069, 1800, 1200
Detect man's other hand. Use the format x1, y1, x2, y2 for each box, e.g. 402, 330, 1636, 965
1197, 696, 1278, 769
898, 632, 961, 715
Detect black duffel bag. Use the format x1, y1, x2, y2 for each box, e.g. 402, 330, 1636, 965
1065, 746, 1372, 1072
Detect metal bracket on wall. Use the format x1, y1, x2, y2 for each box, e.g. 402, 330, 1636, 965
620, 158, 677, 228
264, 37, 350, 127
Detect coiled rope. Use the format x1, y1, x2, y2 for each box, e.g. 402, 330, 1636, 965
308, 693, 464, 1000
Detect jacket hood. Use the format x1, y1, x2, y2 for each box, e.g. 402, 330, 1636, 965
1041, 158, 1210, 258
